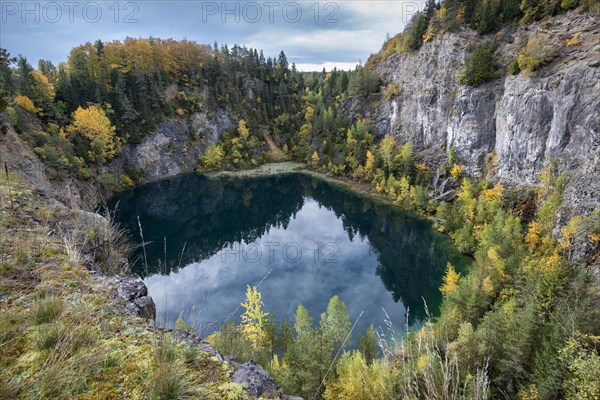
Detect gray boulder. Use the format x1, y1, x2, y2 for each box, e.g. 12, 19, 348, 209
117, 277, 148, 300
134, 296, 156, 320
232, 360, 278, 398
170, 329, 224, 361
116, 277, 155, 320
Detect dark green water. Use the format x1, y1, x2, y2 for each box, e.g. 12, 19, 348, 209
109, 173, 469, 337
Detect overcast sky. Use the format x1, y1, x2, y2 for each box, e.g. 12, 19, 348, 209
0, 1, 425, 71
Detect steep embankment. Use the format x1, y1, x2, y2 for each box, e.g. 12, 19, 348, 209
349, 12, 599, 222
0, 113, 54, 195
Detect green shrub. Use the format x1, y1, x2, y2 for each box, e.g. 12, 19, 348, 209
119, 174, 134, 189
14, 106, 29, 133
458, 40, 500, 87
47, 122, 60, 136
34, 147, 46, 160
561, 0, 578, 10
207, 320, 254, 362
579, 0, 600, 12
77, 166, 91, 180
5, 106, 17, 126
508, 58, 521, 75
98, 173, 118, 191
560, 334, 600, 399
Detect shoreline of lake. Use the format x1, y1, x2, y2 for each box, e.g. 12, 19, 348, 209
201, 161, 439, 225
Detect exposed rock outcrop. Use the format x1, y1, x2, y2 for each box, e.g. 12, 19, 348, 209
0, 113, 54, 194
169, 329, 224, 361
347, 12, 599, 229
115, 276, 156, 320
106, 110, 235, 183
232, 360, 279, 398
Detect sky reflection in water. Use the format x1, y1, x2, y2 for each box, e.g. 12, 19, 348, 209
110, 173, 469, 338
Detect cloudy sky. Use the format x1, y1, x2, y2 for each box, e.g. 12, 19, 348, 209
0, 0, 425, 71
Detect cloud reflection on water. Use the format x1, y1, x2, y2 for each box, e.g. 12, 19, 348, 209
111, 174, 470, 339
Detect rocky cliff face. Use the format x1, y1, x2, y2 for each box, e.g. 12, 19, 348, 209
0, 113, 89, 208
351, 12, 599, 227
0, 113, 54, 194
106, 109, 235, 183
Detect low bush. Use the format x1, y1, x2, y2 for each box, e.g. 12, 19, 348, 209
518, 36, 559, 73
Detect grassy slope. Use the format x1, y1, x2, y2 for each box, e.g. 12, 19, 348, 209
0, 176, 250, 399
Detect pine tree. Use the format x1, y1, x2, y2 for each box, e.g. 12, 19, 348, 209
357, 324, 378, 365
408, 13, 428, 50
458, 40, 499, 87
16, 56, 36, 99
424, 0, 439, 24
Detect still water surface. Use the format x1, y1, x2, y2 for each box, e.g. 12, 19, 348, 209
110, 173, 469, 337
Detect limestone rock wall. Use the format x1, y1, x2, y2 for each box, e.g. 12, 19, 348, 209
349, 12, 600, 224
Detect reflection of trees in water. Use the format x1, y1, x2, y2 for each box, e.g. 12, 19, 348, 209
110, 174, 306, 273
110, 173, 469, 322
300, 178, 469, 322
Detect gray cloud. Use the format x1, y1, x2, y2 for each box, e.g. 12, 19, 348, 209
1, 0, 424, 70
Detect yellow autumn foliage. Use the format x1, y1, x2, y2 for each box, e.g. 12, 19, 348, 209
311, 150, 320, 167
31, 70, 56, 101
240, 285, 270, 353
364, 150, 376, 178
523, 251, 563, 276
66, 106, 119, 164
487, 247, 507, 282
481, 184, 504, 204
525, 221, 542, 251
559, 216, 583, 252
481, 276, 494, 296
15, 95, 40, 114
451, 163, 463, 179
519, 384, 541, 400
565, 33, 581, 48
440, 263, 461, 296
202, 143, 225, 170
324, 351, 397, 400
417, 354, 429, 372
